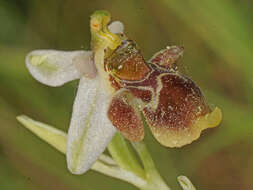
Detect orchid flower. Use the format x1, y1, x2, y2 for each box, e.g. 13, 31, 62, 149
24, 10, 222, 178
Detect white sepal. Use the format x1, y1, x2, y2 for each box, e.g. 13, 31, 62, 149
26, 50, 96, 86
67, 76, 116, 174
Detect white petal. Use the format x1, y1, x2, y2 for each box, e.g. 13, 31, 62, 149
26, 50, 96, 87
108, 21, 124, 34
67, 76, 116, 174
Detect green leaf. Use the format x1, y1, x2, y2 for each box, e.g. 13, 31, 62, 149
16, 115, 67, 154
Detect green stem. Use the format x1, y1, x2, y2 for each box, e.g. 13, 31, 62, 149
108, 132, 146, 179
131, 142, 156, 174
132, 142, 171, 190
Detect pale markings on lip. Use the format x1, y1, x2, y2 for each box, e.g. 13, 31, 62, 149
147, 73, 170, 111
152, 63, 177, 72
125, 85, 155, 110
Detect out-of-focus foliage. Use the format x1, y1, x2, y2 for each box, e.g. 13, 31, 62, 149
0, 0, 253, 189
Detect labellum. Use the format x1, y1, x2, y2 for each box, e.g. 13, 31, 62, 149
106, 39, 222, 148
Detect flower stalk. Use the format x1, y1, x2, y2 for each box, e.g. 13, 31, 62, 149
131, 142, 171, 190
108, 133, 146, 179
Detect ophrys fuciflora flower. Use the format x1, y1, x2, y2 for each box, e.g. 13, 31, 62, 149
25, 10, 222, 175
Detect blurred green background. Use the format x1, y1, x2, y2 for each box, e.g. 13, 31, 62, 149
0, 0, 253, 189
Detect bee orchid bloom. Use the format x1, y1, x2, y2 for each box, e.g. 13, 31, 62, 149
25, 10, 222, 176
